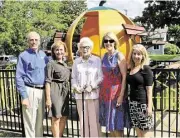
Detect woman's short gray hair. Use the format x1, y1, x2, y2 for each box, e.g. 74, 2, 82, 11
78, 37, 94, 49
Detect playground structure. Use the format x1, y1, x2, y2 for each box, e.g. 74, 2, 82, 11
52, 6, 146, 62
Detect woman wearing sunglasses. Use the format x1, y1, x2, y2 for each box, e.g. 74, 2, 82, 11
99, 32, 127, 137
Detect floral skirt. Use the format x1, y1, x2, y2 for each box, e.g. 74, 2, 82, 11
129, 101, 153, 130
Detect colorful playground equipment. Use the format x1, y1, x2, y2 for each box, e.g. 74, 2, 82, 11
64, 5, 144, 62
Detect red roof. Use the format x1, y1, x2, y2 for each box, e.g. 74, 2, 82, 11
122, 24, 147, 36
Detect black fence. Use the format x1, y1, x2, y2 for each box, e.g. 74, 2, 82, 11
0, 68, 179, 137
0, 70, 23, 133
150, 60, 180, 69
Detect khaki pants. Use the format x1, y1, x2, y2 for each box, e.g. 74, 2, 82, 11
22, 86, 45, 137
76, 99, 100, 137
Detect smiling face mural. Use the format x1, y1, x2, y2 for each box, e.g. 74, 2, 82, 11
66, 6, 141, 62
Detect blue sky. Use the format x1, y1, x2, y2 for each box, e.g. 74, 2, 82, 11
87, 0, 146, 18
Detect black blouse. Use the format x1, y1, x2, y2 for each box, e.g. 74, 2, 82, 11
127, 65, 153, 104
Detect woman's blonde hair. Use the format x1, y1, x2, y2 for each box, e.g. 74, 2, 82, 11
101, 32, 119, 49
51, 40, 68, 60
128, 44, 149, 69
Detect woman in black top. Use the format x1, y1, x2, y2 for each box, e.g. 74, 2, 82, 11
127, 44, 153, 137
45, 41, 70, 137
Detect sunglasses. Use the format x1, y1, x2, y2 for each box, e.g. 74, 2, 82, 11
104, 39, 115, 43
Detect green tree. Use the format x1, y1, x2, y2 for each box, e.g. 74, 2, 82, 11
134, 1, 180, 31
168, 25, 180, 44
0, 0, 87, 56
164, 43, 180, 55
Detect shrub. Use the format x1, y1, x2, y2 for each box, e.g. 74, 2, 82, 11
164, 43, 180, 54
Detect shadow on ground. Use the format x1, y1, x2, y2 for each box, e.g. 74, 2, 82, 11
0, 131, 22, 137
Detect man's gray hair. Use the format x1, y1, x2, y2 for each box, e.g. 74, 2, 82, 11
78, 37, 94, 49
27, 31, 40, 40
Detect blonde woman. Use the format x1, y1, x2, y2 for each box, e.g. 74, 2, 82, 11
127, 44, 153, 137
45, 41, 70, 137
99, 32, 127, 137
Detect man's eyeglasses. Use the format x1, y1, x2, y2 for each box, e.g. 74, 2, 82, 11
80, 46, 90, 49
104, 39, 115, 43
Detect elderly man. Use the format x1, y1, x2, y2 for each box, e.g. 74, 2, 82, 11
71, 37, 103, 137
16, 31, 49, 137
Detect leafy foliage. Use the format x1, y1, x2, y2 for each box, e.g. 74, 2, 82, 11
134, 1, 180, 31
168, 25, 180, 43
0, 1, 87, 56
164, 43, 180, 55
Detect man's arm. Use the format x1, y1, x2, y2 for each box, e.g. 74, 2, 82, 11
16, 55, 28, 100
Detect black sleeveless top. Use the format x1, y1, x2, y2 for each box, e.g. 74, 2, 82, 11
127, 65, 153, 104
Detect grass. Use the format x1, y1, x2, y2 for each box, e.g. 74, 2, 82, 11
149, 54, 178, 61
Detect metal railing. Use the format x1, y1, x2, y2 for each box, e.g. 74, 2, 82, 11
153, 68, 180, 137
0, 70, 23, 133
150, 60, 180, 69
0, 68, 179, 137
